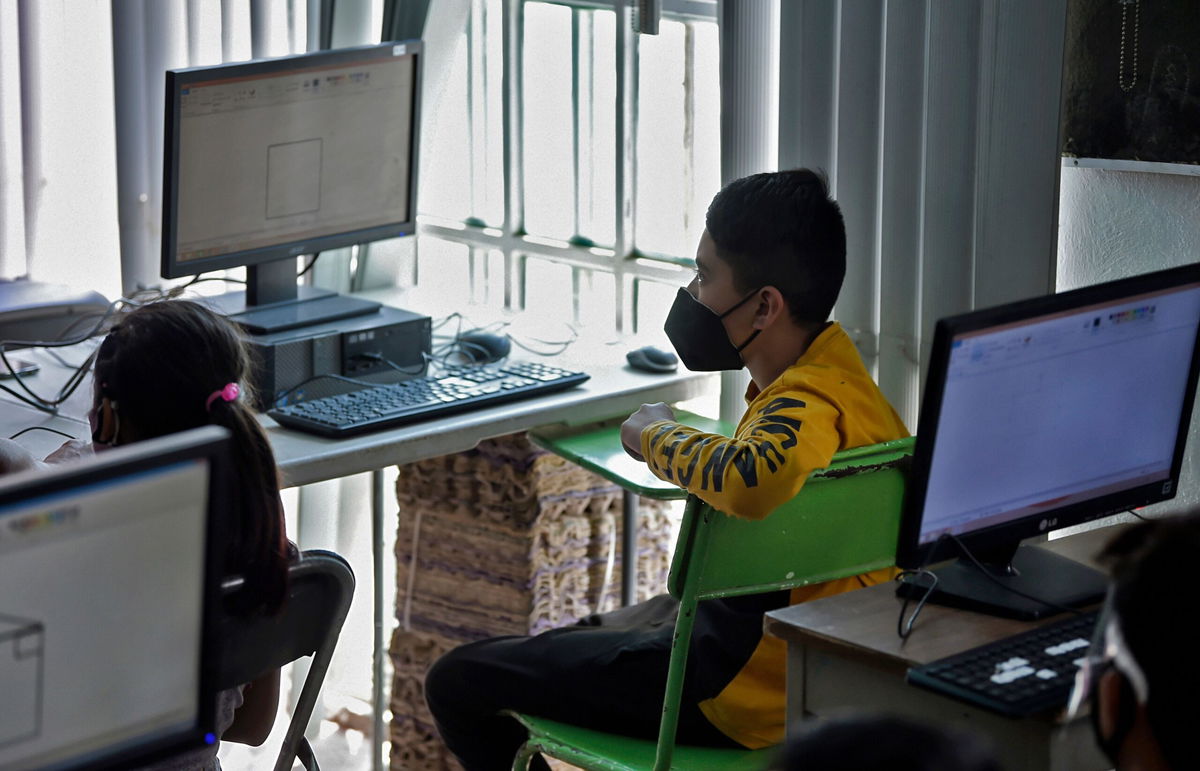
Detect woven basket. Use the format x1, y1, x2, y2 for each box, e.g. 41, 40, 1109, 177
388, 433, 676, 770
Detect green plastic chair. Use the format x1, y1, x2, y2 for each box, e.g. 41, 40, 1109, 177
506, 436, 915, 771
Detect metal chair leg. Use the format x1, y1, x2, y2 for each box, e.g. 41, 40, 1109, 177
512, 742, 537, 771
622, 489, 638, 606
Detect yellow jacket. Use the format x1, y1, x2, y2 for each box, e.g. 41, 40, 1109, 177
639, 322, 909, 747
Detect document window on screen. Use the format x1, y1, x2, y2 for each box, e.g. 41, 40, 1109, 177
0, 462, 208, 771
920, 286, 1200, 544
174, 54, 415, 263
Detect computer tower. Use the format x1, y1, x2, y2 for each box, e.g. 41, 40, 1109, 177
246, 305, 432, 411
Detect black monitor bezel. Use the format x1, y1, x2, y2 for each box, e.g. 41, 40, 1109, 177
161, 40, 424, 279
896, 262, 1200, 570
0, 427, 232, 771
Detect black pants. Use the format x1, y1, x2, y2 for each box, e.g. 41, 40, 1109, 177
424, 594, 745, 771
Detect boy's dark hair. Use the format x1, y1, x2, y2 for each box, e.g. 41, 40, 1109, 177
1097, 511, 1200, 771
705, 168, 846, 325
771, 714, 1001, 771
94, 300, 289, 615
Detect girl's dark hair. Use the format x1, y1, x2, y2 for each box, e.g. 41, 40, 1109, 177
705, 168, 846, 325
94, 299, 288, 614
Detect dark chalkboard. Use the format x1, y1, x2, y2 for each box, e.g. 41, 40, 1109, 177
1062, 0, 1200, 164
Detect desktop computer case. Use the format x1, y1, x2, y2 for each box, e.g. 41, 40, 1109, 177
246, 306, 432, 411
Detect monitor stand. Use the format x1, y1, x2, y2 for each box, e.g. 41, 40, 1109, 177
897, 543, 1107, 620
202, 259, 381, 335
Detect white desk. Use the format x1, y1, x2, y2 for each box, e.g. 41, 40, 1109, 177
267, 349, 712, 488
2, 322, 715, 771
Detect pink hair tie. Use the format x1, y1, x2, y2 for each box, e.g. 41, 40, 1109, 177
205, 382, 240, 412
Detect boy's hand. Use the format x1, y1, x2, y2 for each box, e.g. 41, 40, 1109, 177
621, 402, 676, 461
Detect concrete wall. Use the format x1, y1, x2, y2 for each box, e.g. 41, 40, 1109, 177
1057, 165, 1200, 516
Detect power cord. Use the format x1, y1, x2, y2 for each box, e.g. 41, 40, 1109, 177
297, 253, 320, 278
8, 426, 78, 441
945, 532, 1087, 617
0, 295, 136, 413
431, 312, 580, 359
271, 352, 434, 408
895, 569, 938, 641
506, 326, 578, 357
894, 532, 950, 641
893, 531, 1089, 642
356, 351, 429, 375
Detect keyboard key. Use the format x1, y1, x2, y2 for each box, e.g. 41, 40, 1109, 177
269, 361, 590, 437
906, 610, 1099, 717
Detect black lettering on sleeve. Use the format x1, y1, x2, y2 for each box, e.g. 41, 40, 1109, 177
730, 445, 760, 488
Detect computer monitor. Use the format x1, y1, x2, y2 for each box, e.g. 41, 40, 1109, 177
896, 263, 1200, 620
161, 41, 423, 334
0, 427, 230, 771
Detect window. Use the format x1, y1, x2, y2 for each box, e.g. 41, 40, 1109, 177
417, 0, 720, 337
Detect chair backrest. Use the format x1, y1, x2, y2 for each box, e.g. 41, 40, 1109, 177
218, 549, 355, 771
668, 437, 913, 601
654, 437, 913, 770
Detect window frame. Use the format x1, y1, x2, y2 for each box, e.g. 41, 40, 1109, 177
415, 0, 718, 334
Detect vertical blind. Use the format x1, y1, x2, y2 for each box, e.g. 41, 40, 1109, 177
777, 0, 1068, 428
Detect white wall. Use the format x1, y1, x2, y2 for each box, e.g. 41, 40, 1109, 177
1057, 166, 1200, 516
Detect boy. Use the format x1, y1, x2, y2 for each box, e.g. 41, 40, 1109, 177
1069, 512, 1200, 771
425, 169, 908, 769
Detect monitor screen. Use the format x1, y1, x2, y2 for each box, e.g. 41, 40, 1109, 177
161, 41, 422, 279
896, 263, 1200, 618
0, 428, 229, 771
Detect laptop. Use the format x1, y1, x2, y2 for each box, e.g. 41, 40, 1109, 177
0, 427, 231, 771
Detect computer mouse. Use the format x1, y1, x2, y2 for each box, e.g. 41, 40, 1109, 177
626, 345, 678, 373
457, 330, 512, 364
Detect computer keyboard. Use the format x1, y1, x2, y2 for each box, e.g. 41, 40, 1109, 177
905, 610, 1099, 717
267, 361, 590, 437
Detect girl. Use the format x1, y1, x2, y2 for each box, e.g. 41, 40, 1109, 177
2, 299, 292, 769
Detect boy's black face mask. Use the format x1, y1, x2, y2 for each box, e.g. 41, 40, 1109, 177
663, 287, 761, 371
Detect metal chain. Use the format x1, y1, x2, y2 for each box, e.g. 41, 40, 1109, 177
1119, 0, 1139, 93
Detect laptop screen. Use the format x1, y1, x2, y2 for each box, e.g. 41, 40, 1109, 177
0, 428, 228, 771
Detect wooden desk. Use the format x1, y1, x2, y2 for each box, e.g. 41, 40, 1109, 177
764, 528, 1119, 771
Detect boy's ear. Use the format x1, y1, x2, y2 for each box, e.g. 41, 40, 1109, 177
752, 286, 788, 328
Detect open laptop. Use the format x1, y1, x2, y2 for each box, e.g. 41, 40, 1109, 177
0, 427, 231, 771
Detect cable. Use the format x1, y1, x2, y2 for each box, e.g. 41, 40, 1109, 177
893, 532, 950, 641
892, 529, 1085, 641
43, 348, 90, 370
8, 426, 78, 441
945, 533, 1087, 617
355, 352, 429, 376
297, 253, 321, 278
0, 347, 97, 414
448, 340, 505, 366
179, 275, 246, 287
895, 569, 938, 641
506, 333, 575, 357
270, 357, 432, 408
1126, 508, 1150, 522
271, 373, 381, 408
0, 296, 132, 413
